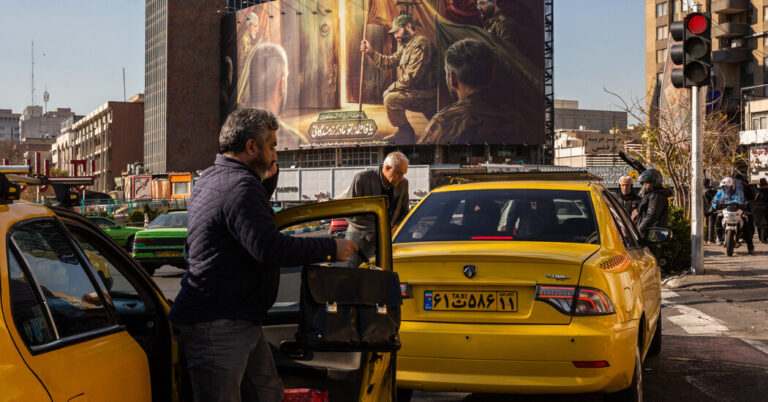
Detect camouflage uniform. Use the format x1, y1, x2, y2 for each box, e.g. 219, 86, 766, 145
485, 7, 514, 43
368, 33, 437, 128
418, 89, 514, 144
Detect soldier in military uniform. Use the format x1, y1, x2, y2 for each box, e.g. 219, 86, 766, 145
419, 39, 514, 145
476, 0, 514, 43
361, 14, 437, 143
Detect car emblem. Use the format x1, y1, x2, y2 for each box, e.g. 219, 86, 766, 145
546, 274, 570, 281
463, 265, 477, 279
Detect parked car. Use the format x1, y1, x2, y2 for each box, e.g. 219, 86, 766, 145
0, 168, 397, 401
131, 210, 189, 275
392, 173, 668, 401
86, 215, 143, 250
329, 218, 349, 238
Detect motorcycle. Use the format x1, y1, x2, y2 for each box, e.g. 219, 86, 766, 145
716, 203, 747, 257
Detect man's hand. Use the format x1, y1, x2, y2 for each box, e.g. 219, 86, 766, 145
360, 40, 372, 54
334, 238, 359, 262
631, 209, 639, 223
264, 162, 279, 180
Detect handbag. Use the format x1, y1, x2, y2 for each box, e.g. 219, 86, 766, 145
296, 265, 402, 352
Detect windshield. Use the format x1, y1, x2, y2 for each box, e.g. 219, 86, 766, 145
394, 189, 599, 244
148, 212, 188, 229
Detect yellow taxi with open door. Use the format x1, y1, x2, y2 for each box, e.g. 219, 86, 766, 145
0, 166, 398, 401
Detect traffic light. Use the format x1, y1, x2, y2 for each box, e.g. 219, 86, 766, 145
670, 12, 711, 88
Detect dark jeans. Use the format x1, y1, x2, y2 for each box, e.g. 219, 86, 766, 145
705, 213, 717, 243
173, 319, 283, 402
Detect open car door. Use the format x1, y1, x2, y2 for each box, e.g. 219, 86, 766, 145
273, 196, 396, 402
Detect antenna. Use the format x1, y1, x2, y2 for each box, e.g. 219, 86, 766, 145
31, 41, 35, 106
43, 88, 49, 114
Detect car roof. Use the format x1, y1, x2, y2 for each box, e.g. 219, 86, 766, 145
432, 180, 597, 193
1, 202, 56, 220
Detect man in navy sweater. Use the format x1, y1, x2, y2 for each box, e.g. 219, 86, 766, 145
169, 109, 358, 401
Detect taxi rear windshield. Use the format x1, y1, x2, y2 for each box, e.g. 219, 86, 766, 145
395, 189, 599, 244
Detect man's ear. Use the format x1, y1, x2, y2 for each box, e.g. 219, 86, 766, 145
448, 71, 459, 90
245, 138, 258, 157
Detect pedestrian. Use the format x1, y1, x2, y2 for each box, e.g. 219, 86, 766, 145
755, 178, 768, 243
344, 151, 410, 267
614, 175, 641, 219
169, 108, 358, 402
703, 178, 718, 244
712, 176, 754, 254
636, 168, 672, 264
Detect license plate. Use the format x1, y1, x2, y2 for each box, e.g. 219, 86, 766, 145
424, 291, 518, 312
156, 250, 181, 257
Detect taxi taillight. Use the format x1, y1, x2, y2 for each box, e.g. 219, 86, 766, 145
133, 238, 151, 246
535, 285, 615, 316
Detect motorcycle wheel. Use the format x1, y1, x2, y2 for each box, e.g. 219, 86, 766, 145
725, 230, 736, 257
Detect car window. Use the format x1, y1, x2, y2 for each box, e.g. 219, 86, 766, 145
93, 218, 114, 229
7, 250, 57, 346
11, 220, 114, 339
148, 212, 188, 229
394, 189, 599, 244
602, 191, 639, 249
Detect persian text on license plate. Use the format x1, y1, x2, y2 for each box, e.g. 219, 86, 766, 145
156, 250, 181, 257
424, 291, 517, 312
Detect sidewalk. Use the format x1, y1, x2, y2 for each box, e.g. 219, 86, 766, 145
664, 239, 768, 289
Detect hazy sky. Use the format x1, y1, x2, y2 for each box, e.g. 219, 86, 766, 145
0, 1, 644, 117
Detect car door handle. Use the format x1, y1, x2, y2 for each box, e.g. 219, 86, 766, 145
280, 340, 312, 360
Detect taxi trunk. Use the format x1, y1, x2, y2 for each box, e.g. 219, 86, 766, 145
394, 241, 600, 325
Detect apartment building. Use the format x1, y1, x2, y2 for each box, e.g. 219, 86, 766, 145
646, 1, 768, 116
0, 109, 20, 142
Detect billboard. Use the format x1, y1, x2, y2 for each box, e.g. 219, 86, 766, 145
223, 0, 544, 149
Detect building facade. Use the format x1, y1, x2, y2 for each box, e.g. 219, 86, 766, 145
0, 109, 20, 142
19, 106, 75, 140
554, 100, 628, 132
144, 0, 222, 174
54, 96, 144, 192
741, 97, 768, 181
646, 1, 768, 116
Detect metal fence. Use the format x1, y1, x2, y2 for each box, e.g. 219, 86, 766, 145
80, 198, 188, 216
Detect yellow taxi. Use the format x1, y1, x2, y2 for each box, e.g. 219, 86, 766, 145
392, 172, 669, 401
0, 166, 396, 401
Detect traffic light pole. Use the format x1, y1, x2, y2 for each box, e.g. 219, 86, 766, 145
691, 85, 704, 275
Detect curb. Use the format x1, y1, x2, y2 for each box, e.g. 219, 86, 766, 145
282, 225, 326, 235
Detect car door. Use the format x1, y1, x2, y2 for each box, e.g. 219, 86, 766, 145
273, 196, 396, 402
1, 216, 152, 401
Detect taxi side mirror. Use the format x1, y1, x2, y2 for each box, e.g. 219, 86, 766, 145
645, 228, 671, 245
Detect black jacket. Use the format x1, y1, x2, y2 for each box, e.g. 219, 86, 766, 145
753, 188, 768, 228
169, 155, 336, 324
637, 187, 673, 235
614, 189, 641, 217
704, 188, 718, 215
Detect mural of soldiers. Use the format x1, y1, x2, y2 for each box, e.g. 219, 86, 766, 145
476, 0, 514, 43
239, 12, 262, 66
418, 39, 514, 145
240, 43, 308, 149
360, 14, 437, 143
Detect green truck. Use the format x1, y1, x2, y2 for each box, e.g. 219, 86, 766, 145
86, 216, 143, 250
131, 210, 188, 275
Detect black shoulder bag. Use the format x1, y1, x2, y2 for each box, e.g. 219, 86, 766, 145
296, 265, 402, 352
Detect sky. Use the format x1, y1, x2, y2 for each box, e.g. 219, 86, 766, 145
0, 1, 645, 119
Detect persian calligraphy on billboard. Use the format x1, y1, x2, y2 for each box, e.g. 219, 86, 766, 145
221, 0, 544, 149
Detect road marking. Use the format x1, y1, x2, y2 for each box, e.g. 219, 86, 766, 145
741, 338, 768, 356
667, 304, 729, 335
684, 376, 732, 402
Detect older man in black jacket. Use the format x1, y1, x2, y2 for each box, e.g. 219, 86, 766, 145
169, 109, 358, 402
615, 175, 641, 219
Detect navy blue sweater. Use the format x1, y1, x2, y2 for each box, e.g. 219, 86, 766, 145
169, 155, 336, 324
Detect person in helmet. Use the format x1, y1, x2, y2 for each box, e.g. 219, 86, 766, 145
712, 176, 754, 253
635, 168, 673, 235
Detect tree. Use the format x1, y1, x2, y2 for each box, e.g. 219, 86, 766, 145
607, 88, 747, 214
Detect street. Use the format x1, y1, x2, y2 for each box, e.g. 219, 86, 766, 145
152, 240, 768, 401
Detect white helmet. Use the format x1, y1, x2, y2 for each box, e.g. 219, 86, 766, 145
720, 177, 734, 188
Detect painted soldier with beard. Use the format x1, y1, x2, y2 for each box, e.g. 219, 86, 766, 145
476, 0, 514, 43
418, 39, 514, 145
361, 14, 437, 143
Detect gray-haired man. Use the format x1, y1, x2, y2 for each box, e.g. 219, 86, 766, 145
170, 108, 358, 401
615, 175, 641, 219
345, 152, 410, 267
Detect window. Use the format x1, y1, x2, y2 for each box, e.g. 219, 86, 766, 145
8, 250, 56, 346
172, 181, 190, 196
148, 212, 188, 229
11, 220, 113, 340
602, 191, 641, 248
657, 48, 667, 64
682, 1, 689, 12
91, 217, 115, 229
394, 189, 599, 244
657, 72, 664, 89
754, 118, 761, 130
656, 2, 667, 17
656, 25, 668, 40
764, 6, 768, 21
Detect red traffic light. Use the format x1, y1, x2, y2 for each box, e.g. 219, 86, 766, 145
685, 13, 708, 34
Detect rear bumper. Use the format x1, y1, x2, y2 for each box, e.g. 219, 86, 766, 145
396, 318, 638, 394
132, 253, 186, 268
